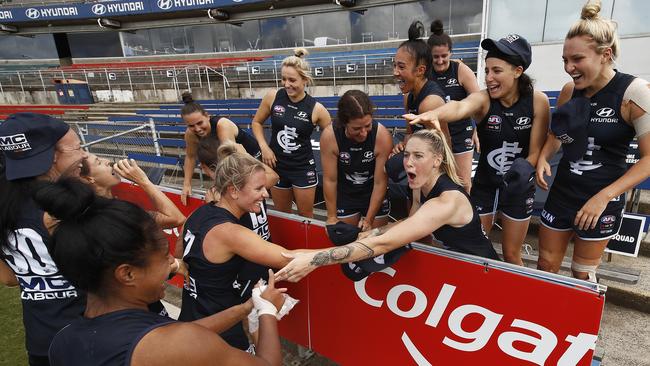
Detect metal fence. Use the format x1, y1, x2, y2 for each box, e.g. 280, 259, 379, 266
0, 45, 479, 99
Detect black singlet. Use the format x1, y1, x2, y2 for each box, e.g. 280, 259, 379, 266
209, 115, 261, 158
431, 61, 474, 138
0, 199, 85, 357
406, 80, 446, 133
269, 89, 317, 170
420, 175, 499, 260
49, 309, 174, 366
475, 93, 534, 187
549, 72, 636, 208
334, 120, 379, 206
179, 204, 248, 350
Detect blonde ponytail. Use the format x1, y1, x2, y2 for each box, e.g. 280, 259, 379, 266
411, 129, 463, 186
566, 0, 619, 61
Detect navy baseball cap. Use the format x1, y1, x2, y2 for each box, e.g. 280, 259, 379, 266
326, 221, 362, 246
356, 245, 411, 273
339, 262, 370, 282
385, 152, 407, 183
499, 157, 535, 203
481, 34, 532, 71
550, 97, 591, 161
0, 113, 70, 181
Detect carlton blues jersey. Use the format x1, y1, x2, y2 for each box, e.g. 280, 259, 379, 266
233, 201, 272, 300
0, 200, 85, 357
475, 93, 534, 187
269, 89, 317, 170
49, 309, 173, 366
549, 72, 636, 208
334, 121, 379, 206
406, 80, 446, 133
431, 61, 475, 139
209, 115, 261, 159
178, 203, 248, 349
421, 175, 499, 260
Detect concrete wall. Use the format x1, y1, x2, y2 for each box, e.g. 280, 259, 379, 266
0, 90, 58, 104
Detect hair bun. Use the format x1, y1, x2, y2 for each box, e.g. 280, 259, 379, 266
581, 0, 601, 20
181, 91, 194, 104
293, 47, 309, 58
408, 20, 425, 41
431, 19, 444, 35
216, 141, 239, 161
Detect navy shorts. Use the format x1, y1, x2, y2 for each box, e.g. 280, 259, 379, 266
337, 198, 391, 219
540, 193, 625, 240
274, 166, 318, 189
471, 182, 535, 221
450, 120, 474, 154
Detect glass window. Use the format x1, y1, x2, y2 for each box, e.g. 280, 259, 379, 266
394, 0, 482, 37
121, 29, 154, 56
613, 0, 650, 36
543, 0, 614, 42
259, 16, 302, 49
303, 11, 355, 45
0, 34, 58, 60
228, 20, 262, 51
488, 0, 546, 43
68, 32, 123, 58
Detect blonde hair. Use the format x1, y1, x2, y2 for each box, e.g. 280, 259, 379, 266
411, 129, 463, 186
566, 0, 619, 62
212, 142, 265, 195
282, 48, 313, 85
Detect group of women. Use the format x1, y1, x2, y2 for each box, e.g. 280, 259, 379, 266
1, 0, 649, 365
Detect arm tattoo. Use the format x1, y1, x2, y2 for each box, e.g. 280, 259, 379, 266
309, 241, 375, 267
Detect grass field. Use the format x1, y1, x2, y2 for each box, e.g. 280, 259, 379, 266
0, 286, 27, 366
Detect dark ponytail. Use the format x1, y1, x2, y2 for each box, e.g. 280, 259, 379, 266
427, 19, 453, 50
398, 20, 433, 79
336, 89, 374, 128
33, 178, 162, 294
180, 91, 207, 117
517, 73, 534, 97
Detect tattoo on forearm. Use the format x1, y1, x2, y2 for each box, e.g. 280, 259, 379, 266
309, 241, 375, 267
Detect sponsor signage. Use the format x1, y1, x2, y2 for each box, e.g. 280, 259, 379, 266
0, 0, 266, 24
114, 182, 605, 366
605, 213, 647, 257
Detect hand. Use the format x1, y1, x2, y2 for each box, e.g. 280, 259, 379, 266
325, 216, 338, 226
403, 111, 441, 131
472, 129, 480, 153
359, 217, 372, 232
535, 158, 552, 191
172, 258, 190, 284
275, 252, 318, 283
260, 146, 277, 169
259, 269, 287, 312
391, 141, 405, 155
575, 193, 610, 231
358, 227, 380, 240
181, 184, 192, 206
113, 159, 149, 186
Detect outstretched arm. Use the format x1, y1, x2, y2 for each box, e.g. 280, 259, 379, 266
404, 90, 490, 131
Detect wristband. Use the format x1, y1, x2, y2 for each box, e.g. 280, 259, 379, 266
251, 287, 278, 318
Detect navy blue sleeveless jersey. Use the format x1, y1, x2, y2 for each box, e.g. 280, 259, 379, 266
269, 89, 317, 170
420, 175, 499, 260
0, 199, 85, 357
178, 203, 248, 349
475, 93, 534, 187
431, 61, 475, 140
49, 309, 173, 366
407, 80, 446, 133
549, 72, 636, 208
209, 115, 261, 159
334, 121, 379, 206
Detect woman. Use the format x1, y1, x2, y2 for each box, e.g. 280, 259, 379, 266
428, 19, 481, 192
276, 129, 499, 283
320, 90, 393, 231
251, 48, 331, 218
194, 136, 279, 300
179, 143, 299, 350
180, 92, 261, 205
536, 0, 650, 281
405, 34, 550, 266
80, 153, 185, 230
34, 178, 285, 366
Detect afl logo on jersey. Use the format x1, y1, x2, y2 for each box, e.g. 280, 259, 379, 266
339, 152, 351, 165
273, 105, 285, 117
487, 115, 501, 132
514, 116, 532, 130
596, 107, 615, 118
601, 215, 616, 224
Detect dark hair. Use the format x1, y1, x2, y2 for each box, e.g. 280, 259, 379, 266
336, 90, 374, 128
32, 178, 163, 294
398, 21, 433, 79
517, 73, 534, 97
485, 52, 534, 97
427, 19, 453, 51
180, 91, 207, 117
0, 176, 44, 251
197, 137, 222, 168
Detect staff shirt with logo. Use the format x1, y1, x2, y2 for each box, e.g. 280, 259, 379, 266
549, 72, 636, 208
475, 93, 534, 187
269, 89, 317, 171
